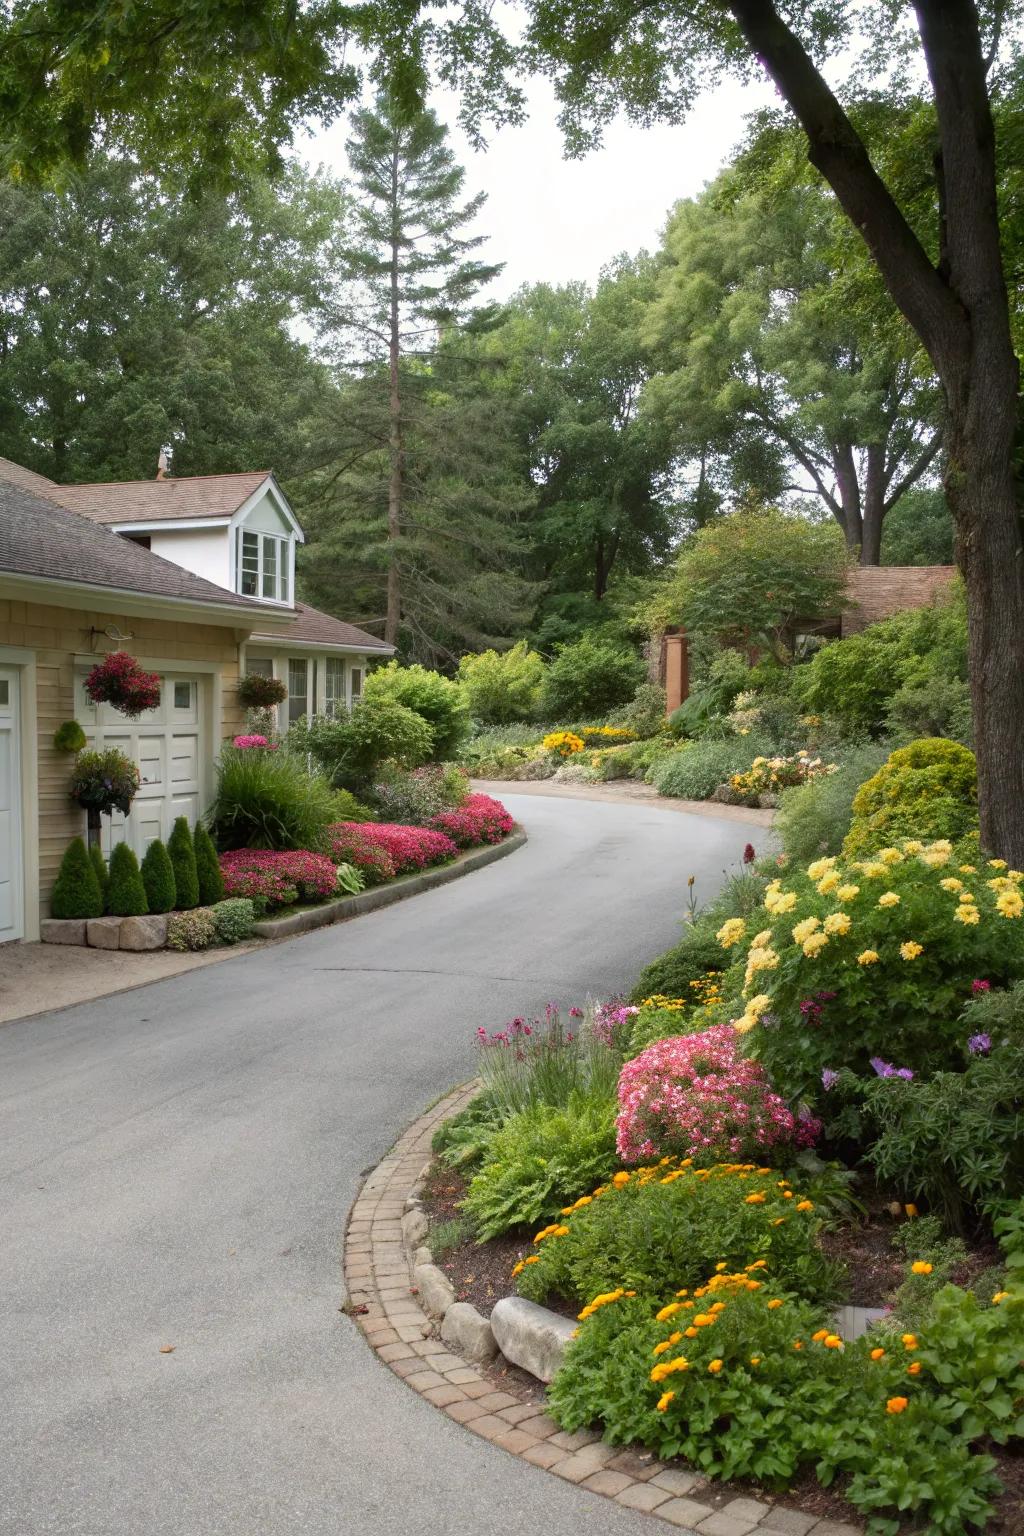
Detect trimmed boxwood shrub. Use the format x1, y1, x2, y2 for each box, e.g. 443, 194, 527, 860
193, 823, 225, 904
168, 816, 199, 909
212, 897, 256, 944
141, 839, 176, 914
843, 737, 977, 856
51, 836, 103, 920
106, 842, 148, 916
167, 907, 217, 951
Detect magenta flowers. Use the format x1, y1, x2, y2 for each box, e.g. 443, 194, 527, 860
219, 848, 337, 907
328, 821, 457, 878
616, 1025, 820, 1164
428, 793, 514, 848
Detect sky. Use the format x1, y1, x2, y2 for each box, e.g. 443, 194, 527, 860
300, 70, 778, 300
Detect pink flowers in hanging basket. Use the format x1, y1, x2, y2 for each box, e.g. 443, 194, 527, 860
84, 651, 161, 720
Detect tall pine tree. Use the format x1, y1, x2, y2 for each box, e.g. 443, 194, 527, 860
296, 95, 536, 662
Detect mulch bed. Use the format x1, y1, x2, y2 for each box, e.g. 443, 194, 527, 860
420, 1156, 1023, 1531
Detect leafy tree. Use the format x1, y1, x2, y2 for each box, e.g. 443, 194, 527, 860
168, 817, 199, 911
644, 168, 940, 564
656, 509, 849, 662
458, 642, 547, 723
296, 94, 535, 661
367, 0, 1024, 857
141, 840, 177, 915
0, 155, 340, 481
106, 843, 148, 917
881, 488, 955, 567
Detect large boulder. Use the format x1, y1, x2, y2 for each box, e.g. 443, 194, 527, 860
490, 1296, 577, 1383
40, 919, 86, 946
413, 1262, 456, 1320
401, 1208, 430, 1252
86, 917, 121, 950
118, 914, 169, 951
441, 1302, 499, 1365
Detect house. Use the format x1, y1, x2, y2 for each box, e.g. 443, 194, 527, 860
0, 457, 392, 943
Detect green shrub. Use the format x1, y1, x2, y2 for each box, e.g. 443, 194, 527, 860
140, 839, 176, 913
212, 897, 256, 944
629, 923, 725, 1004
432, 1093, 503, 1171
207, 747, 338, 851
53, 719, 87, 753
193, 823, 225, 904
50, 837, 104, 920
363, 660, 469, 757
89, 842, 109, 906
461, 1094, 619, 1240
106, 842, 148, 916
335, 862, 364, 895
775, 742, 891, 862
372, 762, 467, 824
517, 1159, 839, 1308
613, 682, 667, 739
457, 641, 547, 723
843, 738, 977, 856
330, 787, 375, 822
651, 734, 772, 801
885, 673, 974, 745
166, 907, 217, 951
542, 635, 646, 720
167, 816, 199, 908
290, 699, 434, 791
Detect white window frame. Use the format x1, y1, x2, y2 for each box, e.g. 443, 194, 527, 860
237, 529, 291, 604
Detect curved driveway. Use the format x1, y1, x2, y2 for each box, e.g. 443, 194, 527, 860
0, 793, 758, 1536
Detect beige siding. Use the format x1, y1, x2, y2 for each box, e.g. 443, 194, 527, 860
0, 596, 245, 927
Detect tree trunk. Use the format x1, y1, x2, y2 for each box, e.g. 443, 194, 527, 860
385, 146, 402, 650
830, 441, 862, 556
861, 443, 887, 566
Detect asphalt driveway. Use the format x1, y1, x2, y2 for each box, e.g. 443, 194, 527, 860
0, 793, 760, 1536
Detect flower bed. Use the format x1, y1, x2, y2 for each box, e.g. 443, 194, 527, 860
328, 820, 458, 877
428, 792, 515, 847
219, 848, 338, 908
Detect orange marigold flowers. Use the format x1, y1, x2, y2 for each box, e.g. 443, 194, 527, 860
870, 1348, 886, 1361
887, 1397, 909, 1415
907, 1362, 922, 1376
824, 1334, 843, 1349
767, 1299, 784, 1310
902, 1334, 919, 1351
745, 1192, 767, 1204
812, 1330, 829, 1343
656, 1302, 683, 1322
749, 1356, 762, 1367
685, 1326, 698, 1338
905, 1204, 918, 1218
650, 1357, 689, 1383
993, 1291, 1010, 1304
511, 1261, 525, 1277
911, 1261, 933, 1275
656, 1391, 676, 1412
612, 1171, 631, 1187
524, 1255, 540, 1265
796, 1199, 814, 1212
708, 1359, 723, 1374
792, 1340, 804, 1350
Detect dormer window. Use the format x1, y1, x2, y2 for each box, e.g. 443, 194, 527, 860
238, 529, 289, 603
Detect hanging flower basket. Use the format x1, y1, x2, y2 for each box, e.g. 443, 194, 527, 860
237, 673, 287, 710
70, 749, 141, 818
84, 651, 161, 719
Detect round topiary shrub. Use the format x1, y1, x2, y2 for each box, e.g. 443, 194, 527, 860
236, 673, 287, 710
168, 816, 199, 909
53, 720, 87, 753
106, 842, 149, 917
212, 897, 256, 944
843, 737, 977, 856
193, 823, 225, 905
141, 839, 176, 914
50, 837, 104, 920
166, 907, 218, 952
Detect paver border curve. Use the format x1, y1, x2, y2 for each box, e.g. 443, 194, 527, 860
343, 1086, 861, 1536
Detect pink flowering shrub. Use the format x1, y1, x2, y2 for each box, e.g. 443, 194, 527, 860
231, 734, 277, 750
428, 793, 514, 847
219, 848, 337, 909
328, 821, 456, 879
616, 1025, 820, 1164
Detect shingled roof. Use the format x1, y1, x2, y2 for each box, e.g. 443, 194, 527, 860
249, 601, 392, 654
0, 475, 276, 616
42, 471, 272, 525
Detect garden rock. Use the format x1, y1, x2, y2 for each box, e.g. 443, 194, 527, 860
710, 783, 742, 805
490, 1296, 577, 1383
118, 914, 169, 951
757, 792, 780, 809
40, 919, 86, 946
413, 1245, 433, 1268
401, 1208, 430, 1251
441, 1302, 498, 1365
86, 917, 122, 950
413, 1262, 456, 1320
519, 757, 555, 781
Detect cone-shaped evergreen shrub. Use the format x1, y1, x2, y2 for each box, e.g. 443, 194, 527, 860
89, 843, 109, 909
168, 816, 199, 909
141, 839, 176, 913
107, 842, 149, 917
194, 823, 225, 905
51, 837, 103, 919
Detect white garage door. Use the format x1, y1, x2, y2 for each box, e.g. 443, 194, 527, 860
0, 669, 24, 942
77, 671, 205, 859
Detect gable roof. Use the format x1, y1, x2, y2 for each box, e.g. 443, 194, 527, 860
0, 474, 281, 619
249, 600, 393, 654
45, 471, 272, 525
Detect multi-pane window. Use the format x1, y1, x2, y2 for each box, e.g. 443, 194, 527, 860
325, 657, 346, 717
350, 667, 364, 705
238, 530, 289, 602
288, 659, 308, 726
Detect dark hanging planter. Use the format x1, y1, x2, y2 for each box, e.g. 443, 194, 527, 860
237, 673, 287, 710
69, 749, 141, 849
84, 651, 161, 719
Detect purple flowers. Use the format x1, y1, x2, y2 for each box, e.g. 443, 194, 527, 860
821, 1068, 839, 1091
967, 1033, 991, 1055
870, 1057, 914, 1081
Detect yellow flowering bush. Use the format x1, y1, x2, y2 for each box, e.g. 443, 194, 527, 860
623, 976, 726, 1057
722, 841, 1024, 1103
729, 750, 837, 804
542, 730, 585, 759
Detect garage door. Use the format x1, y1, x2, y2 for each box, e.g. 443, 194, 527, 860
77, 671, 204, 859
0, 669, 24, 942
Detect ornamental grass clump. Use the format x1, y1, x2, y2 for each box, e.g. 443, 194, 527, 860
476, 1005, 620, 1117
515, 1159, 838, 1309
722, 840, 1024, 1103
617, 1026, 820, 1165
208, 745, 338, 852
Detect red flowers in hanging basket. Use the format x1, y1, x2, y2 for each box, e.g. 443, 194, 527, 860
84, 651, 161, 719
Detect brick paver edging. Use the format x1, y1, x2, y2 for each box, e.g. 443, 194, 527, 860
343, 1085, 861, 1536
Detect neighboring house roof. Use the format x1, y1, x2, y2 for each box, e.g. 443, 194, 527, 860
0, 475, 279, 618
0, 455, 61, 497
249, 600, 392, 654
842, 565, 957, 636
43, 471, 271, 525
